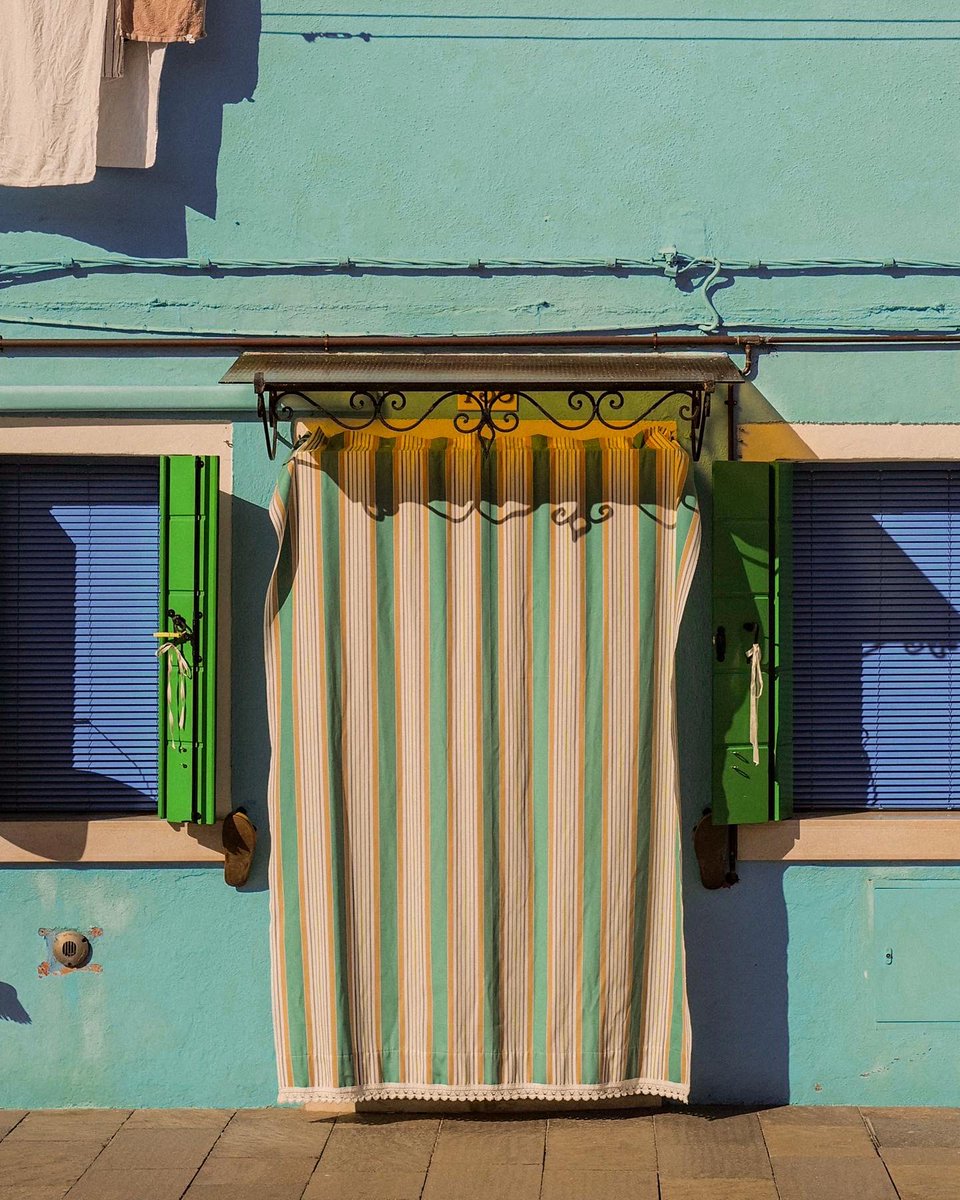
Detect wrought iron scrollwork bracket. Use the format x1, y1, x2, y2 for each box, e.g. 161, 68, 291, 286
254, 370, 713, 462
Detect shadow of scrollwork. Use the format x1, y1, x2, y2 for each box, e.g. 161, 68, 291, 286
552, 502, 614, 541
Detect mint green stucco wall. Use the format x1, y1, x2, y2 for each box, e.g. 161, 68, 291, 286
2, 4, 960, 1106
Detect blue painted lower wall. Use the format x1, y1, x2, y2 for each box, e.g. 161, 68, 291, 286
1, 868, 274, 1108
0, 420, 281, 1109
688, 864, 960, 1106
9, 861, 960, 1108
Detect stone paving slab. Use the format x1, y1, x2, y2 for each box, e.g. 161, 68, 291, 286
545, 1114, 657, 1170
770, 1155, 898, 1200
421, 1162, 543, 1200
430, 1117, 544, 1167
122, 1110, 234, 1131
659, 1180, 781, 1200
759, 1106, 866, 1127
863, 1108, 960, 1149
655, 1111, 774, 1181
0, 1140, 106, 1191
319, 1115, 439, 1172
3, 1105, 960, 1198
884, 1163, 960, 1200
539, 1166, 660, 1200
94, 1128, 221, 1172
302, 1169, 426, 1200
0, 1187, 74, 1200
882, 1145, 960, 1167
66, 1167, 197, 1200
186, 1153, 318, 1199
4, 1112, 129, 1144
210, 1111, 333, 1159
0, 1116, 26, 1142
760, 1122, 877, 1159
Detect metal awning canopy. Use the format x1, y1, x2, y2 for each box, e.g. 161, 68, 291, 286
221, 350, 742, 388
221, 351, 744, 460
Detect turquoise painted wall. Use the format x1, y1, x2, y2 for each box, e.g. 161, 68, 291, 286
2, 3, 960, 1106
0, 425, 281, 1109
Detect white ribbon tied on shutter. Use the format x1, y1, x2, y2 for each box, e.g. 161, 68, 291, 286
746, 639, 764, 766
156, 638, 192, 738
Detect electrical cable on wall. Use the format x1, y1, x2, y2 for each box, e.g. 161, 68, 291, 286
3, 248, 960, 335
8, 250, 960, 279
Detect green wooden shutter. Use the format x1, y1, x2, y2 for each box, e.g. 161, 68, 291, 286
712, 461, 792, 824
157, 455, 219, 824
772, 462, 793, 822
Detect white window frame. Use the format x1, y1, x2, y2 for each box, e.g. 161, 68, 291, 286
738, 422, 960, 861
0, 419, 231, 864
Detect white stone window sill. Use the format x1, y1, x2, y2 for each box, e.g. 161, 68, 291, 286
0, 817, 224, 864
739, 812, 960, 862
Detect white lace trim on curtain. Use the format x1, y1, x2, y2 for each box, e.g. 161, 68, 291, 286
278, 1077, 689, 1105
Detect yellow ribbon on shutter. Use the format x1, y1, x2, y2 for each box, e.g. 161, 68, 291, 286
155, 632, 192, 739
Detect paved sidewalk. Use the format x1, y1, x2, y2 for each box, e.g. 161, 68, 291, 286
0, 1104, 956, 1200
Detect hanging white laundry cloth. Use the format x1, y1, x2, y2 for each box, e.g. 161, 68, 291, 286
0, 0, 111, 187
97, 41, 167, 169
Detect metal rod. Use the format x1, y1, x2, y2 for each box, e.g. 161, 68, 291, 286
726, 383, 739, 462
5, 331, 960, 352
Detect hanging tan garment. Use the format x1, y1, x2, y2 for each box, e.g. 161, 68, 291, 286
103, 0, 125, 79
0, 0, 110, 187
97, 42, 166, 169
121, 0, 205, 43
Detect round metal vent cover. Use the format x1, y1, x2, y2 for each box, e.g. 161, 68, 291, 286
52, 931, 92, 969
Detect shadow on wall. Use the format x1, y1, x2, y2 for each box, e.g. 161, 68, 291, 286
0, 982, 31, 1025
677, 505, 790, 1104
677, 385, 790, 1105
0, 0, 261, 256
227, 493, 277, 893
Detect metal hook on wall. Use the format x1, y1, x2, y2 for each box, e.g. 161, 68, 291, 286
255, 372, 295, 461
255, 371, 278, 461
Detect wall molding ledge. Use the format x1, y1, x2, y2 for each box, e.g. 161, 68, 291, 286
739, 812, 960, 862
0, 817, 224, 864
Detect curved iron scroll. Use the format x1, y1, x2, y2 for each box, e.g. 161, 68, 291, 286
254, 372, 713, 461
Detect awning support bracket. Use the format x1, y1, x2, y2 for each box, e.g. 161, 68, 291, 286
254, 371, 714, 461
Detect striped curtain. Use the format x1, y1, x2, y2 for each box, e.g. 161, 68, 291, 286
265, 428, 700, 1104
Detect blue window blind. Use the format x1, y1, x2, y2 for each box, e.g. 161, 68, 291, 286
0, 459, 160, 814
793, 464, 960, 810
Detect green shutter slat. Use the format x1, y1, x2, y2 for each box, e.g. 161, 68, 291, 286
201, 455, 219, 825
712, 461, 780, 824
157, 455, 219, 824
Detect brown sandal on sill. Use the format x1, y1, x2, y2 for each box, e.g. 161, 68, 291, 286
222, 809, 257, 888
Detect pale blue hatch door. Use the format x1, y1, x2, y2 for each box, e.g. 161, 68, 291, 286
875, 882, 960, 1023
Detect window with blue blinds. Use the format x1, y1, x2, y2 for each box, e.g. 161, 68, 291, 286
0, 459, 160, 814
793, 463, 960, 810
